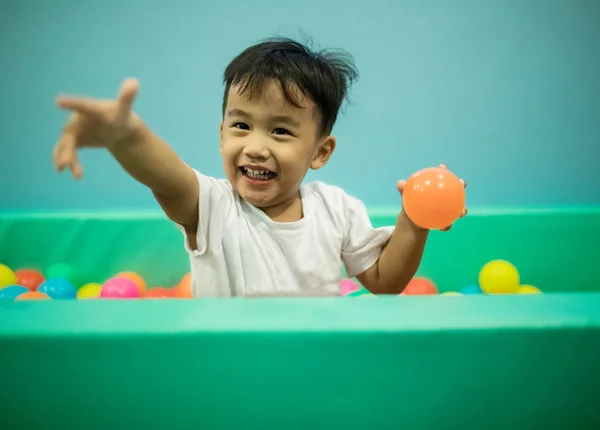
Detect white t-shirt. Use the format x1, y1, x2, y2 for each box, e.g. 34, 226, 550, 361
176, 170, 394, 297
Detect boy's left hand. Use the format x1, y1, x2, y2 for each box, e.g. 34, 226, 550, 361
396, 164, 467, 232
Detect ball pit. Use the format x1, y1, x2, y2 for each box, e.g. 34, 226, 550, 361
0, 262, 190, 301
336, 259, 541, 298
0, 258, 540, 301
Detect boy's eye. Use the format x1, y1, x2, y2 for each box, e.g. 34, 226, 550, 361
233, 122, 249, 130
272, 128, 290, 135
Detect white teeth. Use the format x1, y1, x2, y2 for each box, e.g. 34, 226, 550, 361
243, 167, 274, 180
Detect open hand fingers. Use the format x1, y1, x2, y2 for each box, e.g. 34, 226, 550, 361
53, 132, 83, 179
57, 96, 104, 119
116, 78, 139, 118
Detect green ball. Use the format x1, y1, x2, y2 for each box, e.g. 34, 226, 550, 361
45, 262, 75, 283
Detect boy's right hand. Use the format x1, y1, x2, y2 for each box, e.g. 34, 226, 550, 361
53, 78, 141, 179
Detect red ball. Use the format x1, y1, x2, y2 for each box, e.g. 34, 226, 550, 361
403, 277, 438, 295
15, 269, 45, 291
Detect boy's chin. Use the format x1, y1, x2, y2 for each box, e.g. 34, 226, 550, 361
236, 182, 279, 208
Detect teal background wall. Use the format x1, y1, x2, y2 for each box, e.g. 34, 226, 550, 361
1, 0, 599, 210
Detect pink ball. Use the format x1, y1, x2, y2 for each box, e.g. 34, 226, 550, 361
100, 277, 140, 299
340, 278, 360, 296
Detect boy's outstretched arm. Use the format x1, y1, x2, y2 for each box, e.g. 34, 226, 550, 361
357, 169, 466, 295
53, 79, 199, 234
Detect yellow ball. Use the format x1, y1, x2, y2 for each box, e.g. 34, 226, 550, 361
441, 291, 461, 296
517, 284, 542, 294
0, 264, 17, 289
77, 282, 103, 299
479, 260, 520, 294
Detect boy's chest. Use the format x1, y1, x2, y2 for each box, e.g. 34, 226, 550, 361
226, 217, 344, 296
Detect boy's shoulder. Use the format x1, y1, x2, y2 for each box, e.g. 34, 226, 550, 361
301, 180, 367, 215
302, 180, 354, 198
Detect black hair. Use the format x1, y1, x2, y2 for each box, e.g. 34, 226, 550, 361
222, 37, 358, 136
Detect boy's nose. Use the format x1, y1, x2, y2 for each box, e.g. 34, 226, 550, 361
243, 140, 270, 160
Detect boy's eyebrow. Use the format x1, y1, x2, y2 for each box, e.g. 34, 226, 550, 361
227, 108, 251, 118
227, 109, 300, 127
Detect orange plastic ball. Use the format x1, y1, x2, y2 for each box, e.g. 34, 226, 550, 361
16, 291, 51, 300
15, 269, 45, 291
403, 167, 466, 230
403, 277, 438, 295
145, 287, 175, 299
174, 273, 192, 298
115, 272, 147, 295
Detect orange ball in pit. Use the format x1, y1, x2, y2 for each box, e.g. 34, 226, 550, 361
174, 273, 192, 298
145, 287, 175, 299
15, 269, 45, 291
401, 277, 438, 295
402, 167, 465, 230
16, 291, 51, 300
115, 272, 147, 295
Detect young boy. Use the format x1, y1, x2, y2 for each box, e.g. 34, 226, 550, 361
53, 38, 466, 297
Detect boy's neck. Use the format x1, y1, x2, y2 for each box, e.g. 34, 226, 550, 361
261, 191, 303, 222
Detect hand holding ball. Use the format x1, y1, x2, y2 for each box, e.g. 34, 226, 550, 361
402, 166, 466, 230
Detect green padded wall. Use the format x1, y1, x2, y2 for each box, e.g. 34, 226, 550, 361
1, 207, 599, 292
1, 295, 599, 429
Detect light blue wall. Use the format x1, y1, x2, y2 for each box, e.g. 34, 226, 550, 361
1, 0, 599, 210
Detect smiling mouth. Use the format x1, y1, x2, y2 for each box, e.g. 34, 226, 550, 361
240, 167, 277, 181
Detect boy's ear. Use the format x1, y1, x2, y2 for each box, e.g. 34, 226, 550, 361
310, 135, 336, 170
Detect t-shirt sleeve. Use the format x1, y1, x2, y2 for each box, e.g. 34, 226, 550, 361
176, 169, 236, 257
340, 192, 394, 278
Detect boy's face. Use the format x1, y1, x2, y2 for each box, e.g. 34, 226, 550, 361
220, 80, 335, 214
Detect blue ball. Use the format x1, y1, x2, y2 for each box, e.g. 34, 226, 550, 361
0, 285, 29, 300
461, 284, 483, 295
38, 277, 76, 299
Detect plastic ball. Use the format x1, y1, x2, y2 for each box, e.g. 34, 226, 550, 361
15, 269, 45, 291
403, 277, 438, 295
517, 285, 542, 294
340, 279, 360, 296
145, 287, 175, 299
0, 285, 29, 300
479, 260, 520, 294
174, 273, 192, 298
101, 277, 140, 299
441, 291, 461, 296
38, 278, 77, 299
402, 167, 466, 230
16, 291, 51, 300
461, 284, 482, 294
45, 263, 75, 284
77, 282, 103, 299
0, 264, 17, 289
115, 271, 147, 295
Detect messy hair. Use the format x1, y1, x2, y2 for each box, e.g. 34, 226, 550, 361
222, 37, 359, 136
